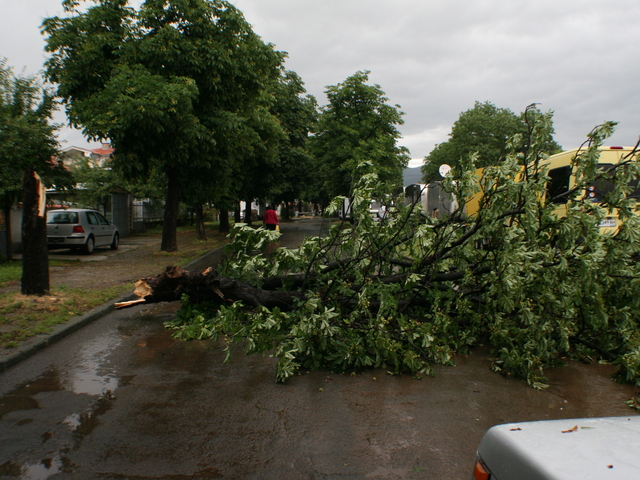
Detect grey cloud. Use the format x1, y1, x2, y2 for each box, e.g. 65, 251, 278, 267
3, 0, 639, 154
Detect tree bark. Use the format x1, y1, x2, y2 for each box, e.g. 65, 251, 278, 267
121, 265, 471, 313
3, 199, 13, 261
281, 203, 291, 220
243, 197, 252, 225
195, 203, 206, 240
123, 266, 305, 311
218, 208, 230, 233
161, 167, 181, 252
21, 169, 49, 295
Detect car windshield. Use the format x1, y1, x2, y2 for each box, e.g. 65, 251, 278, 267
47, 212, 79, 224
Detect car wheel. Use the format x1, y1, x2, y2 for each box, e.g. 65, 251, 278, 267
110, 233, 119, 250
82, 236, 95, 255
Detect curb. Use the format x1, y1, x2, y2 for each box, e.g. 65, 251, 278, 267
0, 245, 227, 372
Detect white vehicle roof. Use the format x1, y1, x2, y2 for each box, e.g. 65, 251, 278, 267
477, 416, 640, 479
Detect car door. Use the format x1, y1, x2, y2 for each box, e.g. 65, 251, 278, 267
95, 211, 114, 246
85, 211, 107, 247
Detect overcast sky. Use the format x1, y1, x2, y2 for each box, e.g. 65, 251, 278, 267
2, 0, 639, 166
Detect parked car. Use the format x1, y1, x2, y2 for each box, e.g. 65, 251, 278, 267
472, 416, 640, 479
46, 209, 119, 254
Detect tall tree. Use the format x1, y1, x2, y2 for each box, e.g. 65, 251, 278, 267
310, 71, 409, 205
218, 70, 316, 225
0, 59, 66, 294
422, 101, 562, 182
235, 98, 284, 225
267, 70, 317, 216
42, 0, 283, 251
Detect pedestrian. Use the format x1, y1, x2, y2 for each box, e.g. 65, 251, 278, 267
263, 205, 279, 231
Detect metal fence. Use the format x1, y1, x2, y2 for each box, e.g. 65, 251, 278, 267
132, 201, 164, 224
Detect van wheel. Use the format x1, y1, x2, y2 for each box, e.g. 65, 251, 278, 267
82, 236, 95, 255
110, 233, 119, 250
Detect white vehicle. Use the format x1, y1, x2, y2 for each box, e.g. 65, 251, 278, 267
472, 416, 640, 479
47, 208, 119, 254
404, 183, 460, 219
339, 198, 386, 222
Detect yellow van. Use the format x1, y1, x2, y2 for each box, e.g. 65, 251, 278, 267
545, 146, 640, 233
461, 146, 639, 233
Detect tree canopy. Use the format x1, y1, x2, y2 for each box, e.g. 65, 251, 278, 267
0, 60, 65, 204
68, 156, 166, 213
309, 71, 409, 205
264, 70, 317, 212
134, 107, 640, 391
42, 0, 284, 251
422, 101, 562, 182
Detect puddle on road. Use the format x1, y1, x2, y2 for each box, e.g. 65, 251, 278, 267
64, 390, 116, 449
0, 314, 166, 421
0, 454, 74, 480
0, 332, 127, 478
0, 309, 193, 478
0, 369, 64, 420
0, 458, 224, 480
65, 333, 123, 396
129, 312, 217, 374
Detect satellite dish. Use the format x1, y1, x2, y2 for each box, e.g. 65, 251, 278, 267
439, 164, 452, 178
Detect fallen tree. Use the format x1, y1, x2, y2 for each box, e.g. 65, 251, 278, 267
128, 109, 640, 388
119, 265, 306, 310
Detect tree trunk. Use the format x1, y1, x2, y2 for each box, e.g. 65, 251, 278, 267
195, 203, 206, 240
281, 203, 290, 221
234, 203, 241, 223
244, 198, 252, 225
219, 208, 230, 233
119, 265, 457, 313
21, 169, 49, 295
118, 266, 305, 311
161, 168, 181, 252
3, 199, 13, 261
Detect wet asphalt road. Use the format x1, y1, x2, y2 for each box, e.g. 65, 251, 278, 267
1, 218, 639, 480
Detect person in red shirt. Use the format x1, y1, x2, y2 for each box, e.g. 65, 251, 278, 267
263, 206, 279, 231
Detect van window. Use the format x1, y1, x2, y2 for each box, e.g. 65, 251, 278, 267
548, 163, 640, 204
629, 179, 640, 199
585, 164, 615, 203
547, 166, 571, 204
588, 163, 640, 201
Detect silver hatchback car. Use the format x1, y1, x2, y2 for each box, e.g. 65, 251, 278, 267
46, 209, 119, 254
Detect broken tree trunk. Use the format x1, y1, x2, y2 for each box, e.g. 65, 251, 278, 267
21, 169, 49, 295
116, 266, 305, 311
117, 262, 488, 313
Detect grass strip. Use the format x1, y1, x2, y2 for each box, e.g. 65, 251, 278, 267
0, 285, 127, 349
0, 259, 78, 287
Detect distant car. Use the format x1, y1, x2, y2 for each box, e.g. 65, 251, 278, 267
46, 209, 119, 254
472, 416, 640, 480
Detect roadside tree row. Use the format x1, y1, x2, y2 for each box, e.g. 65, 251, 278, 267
40, 0, 411, 254
5, 0, 564, 305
